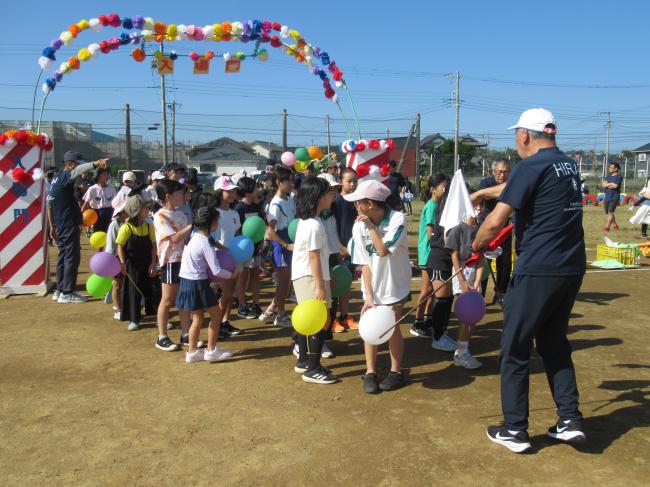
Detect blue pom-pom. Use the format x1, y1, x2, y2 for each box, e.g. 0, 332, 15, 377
169, 51, 178, 61
45, 78, 57, 91
42, 47, 56, 60
250, 32, 259, 40
122, 17, 133, 30
320, 52, 330, 65
318, 71, 328, 81
119, 33, 130, 45
252, 20, 263, 33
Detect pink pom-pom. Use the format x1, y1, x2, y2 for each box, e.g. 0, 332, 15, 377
189, 51, 199, 61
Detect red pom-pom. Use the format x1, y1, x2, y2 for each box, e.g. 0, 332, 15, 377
272, 22, 282, 31
14, 131, 28, 143
386, 139, 394, 150
108, 13, 121, 27
270, 36, 281, 47
260, 32, 271, 43
368, 139, 380, 150
333, 70, 343, 81
380, 164, 390, 177
44, 139, 54, 151
324, 87, 335, 99
12, 167, 25, 183
356, 142, 366, 151
99, 41, 110, 54
99, 15, 110, 26
356, 165, 370, 178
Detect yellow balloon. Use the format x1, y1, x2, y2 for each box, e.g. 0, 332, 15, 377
292, 299, 327, 335
295, 160, 308, 173
89, 231, 107, 249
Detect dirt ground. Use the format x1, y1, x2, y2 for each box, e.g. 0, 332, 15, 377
1, 206, 649, 486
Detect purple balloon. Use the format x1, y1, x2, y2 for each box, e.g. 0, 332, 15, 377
210, 249, 237, 282
90, 251, 121, 278
453, 290, 486, 326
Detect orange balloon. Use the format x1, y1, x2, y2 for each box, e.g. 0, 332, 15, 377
83, 209, 98, 227
307, 145, 324, 160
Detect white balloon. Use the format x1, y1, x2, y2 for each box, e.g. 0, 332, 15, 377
359, 306, 396, 345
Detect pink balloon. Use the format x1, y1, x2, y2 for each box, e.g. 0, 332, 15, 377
281, 151, 296, 167
90, 251, 121, 278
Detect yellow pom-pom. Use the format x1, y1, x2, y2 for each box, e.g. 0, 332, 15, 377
144, 17, 154, 30
154, 50, 164, 60
289, 29, 301, 40
77, 19, 90, 31
60, 31, 73, 45
78, 48, 91, 62
166, 24, 177, 37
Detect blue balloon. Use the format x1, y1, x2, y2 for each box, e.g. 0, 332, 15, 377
228, 236, 255, 263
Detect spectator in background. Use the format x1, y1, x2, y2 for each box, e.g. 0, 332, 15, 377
387, 160, 406, 210
146, 170, 166, 210
478, 159, 512, 303
164, 162, 187, 182
602, 162, 623, 232
185, 168, 204, 210
81, 167, 117, 233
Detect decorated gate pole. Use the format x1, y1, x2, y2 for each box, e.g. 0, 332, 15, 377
0, 130, 53, 296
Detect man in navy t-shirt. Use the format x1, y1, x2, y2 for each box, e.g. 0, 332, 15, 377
472, 108, 586, 453
602, 162, 623, 232
47, 151, 109, 303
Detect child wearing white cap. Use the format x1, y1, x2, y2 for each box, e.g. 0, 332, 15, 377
347, 180, 411, 394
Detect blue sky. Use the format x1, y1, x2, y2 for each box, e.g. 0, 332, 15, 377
2, 0, 650, 152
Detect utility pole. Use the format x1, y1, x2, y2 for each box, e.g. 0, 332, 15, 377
415, 112, 421, 192
282, 108, 287, 152
160, 42, 168, 166
169, 101, 176, 164
445, 71, 461, 172
125, 103, 132, 170
599, 111, 611, 178
326, 115, 331, 154
387, 128, 390, 140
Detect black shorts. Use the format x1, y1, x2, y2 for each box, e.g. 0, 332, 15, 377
604, 199, 619, 213
160, 262, 181, 285
426, 268, 452, 282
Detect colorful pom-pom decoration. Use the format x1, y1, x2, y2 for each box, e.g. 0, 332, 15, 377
257, 49, 269, 62
131, 48, 146, 62
169, 51, 178, 61
205, 50, 215, 61
189, 51, 200, 61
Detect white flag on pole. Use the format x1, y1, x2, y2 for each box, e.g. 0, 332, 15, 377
439, 169, 476, 237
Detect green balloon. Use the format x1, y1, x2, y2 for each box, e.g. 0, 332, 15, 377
86, 273, 113, 298
242, 216, 266, 243
288, 218, 299, 242
294, 147, 309, 162
330, 265, 353, 298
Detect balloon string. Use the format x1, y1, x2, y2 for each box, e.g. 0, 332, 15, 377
32, 69, 44, 130
335, 101, 352, 140
126, 272, 146, 300
343, 82, 363, 140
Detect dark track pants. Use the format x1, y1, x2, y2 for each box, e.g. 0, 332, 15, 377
500, 274, 583, 431
55, 224, 81, 294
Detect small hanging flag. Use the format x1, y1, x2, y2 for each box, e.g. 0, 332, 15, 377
225, 59, 241, 73
193, 56, 210, 75
157, 56, 174, 75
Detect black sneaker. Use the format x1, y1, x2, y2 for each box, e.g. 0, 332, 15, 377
251, 304, 263, 317
302, 366, 337, 384
547, 419, 586, 443
219, 321, 242, 337
179, 334, 206, 348
486, 424, 532, 453
409, 321, 433, 338
379, 371, 407, 391
294, 360, 308, 373
362, 373, 380, 394
237, 304, 250, 319
155, 336, 179, 352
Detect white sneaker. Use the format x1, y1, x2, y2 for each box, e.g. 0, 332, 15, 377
321, 343, 335, 359
274, 314, 292, 328
204, 346, 233, 362
292, 343, 299, 358
432, 333, 457, 352
52, 290, 61, 301
166, 322, 179, 330
454, 350, 483, 369
259, 310, 277, 324
57, 293, 88, 304
113, 310, 121, 320
185, 349, 205, 363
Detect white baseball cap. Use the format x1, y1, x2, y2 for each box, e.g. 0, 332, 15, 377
151, 170, 165, 180
122, 171, 137, 182
508, 108, 557, 134
213, 176, 238, 191
343, 179, 390, 202
318, 173, 340, 187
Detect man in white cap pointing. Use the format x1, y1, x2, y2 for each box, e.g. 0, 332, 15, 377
472, 108, 587, 453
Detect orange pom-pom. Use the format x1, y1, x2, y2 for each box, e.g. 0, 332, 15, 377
154, 34, 165, 42
297, 39, 306, 49
154, 22, 167, 35
222, 22, 232, 34
68, 24, 80, 38
131, 48, 146, 62
68, 57, 80, 70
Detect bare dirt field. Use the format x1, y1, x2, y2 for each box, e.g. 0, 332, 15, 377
1, 206, 649, 486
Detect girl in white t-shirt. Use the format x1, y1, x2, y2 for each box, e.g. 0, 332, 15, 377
260, 165, 296, 327
81, 168, 117, 233
213, 176, 242, 338
291, 176, 337, 384
347, 180, 411, 394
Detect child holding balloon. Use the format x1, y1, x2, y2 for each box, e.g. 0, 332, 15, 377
105, 192, 128, 320
116, 195, 158, 332
260, 165, 296, 328
347, 180, 411, 394
153, 179, 193, 352
291, 176, 337, 384
81, 167, 117, 234
176, 206, 236, 363
446, 204, 485, 369
213, 176, 243, 337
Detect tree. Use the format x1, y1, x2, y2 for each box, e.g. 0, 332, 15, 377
427, 140, 478, 175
